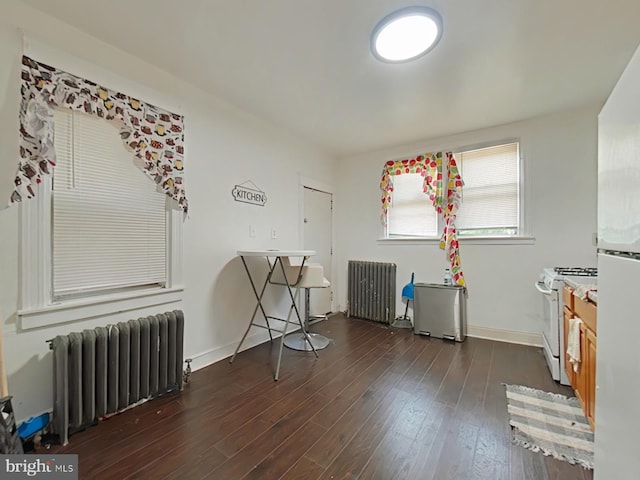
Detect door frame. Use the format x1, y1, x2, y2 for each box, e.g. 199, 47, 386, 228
298, 175, 334, 312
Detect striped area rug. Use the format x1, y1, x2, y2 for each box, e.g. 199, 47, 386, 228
504, 384, 594, 469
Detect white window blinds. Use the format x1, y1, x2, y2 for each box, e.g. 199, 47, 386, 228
52, 109, 167, 297
387, 173, 437, 237
455, 143, 519, 235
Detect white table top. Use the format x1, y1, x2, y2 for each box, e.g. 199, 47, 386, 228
237, 249, 316, 257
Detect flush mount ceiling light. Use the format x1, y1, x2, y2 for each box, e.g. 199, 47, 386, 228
371, 6, 443, 63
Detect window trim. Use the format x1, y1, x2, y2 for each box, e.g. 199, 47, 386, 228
382, 138, 528, 241
18, 177, 184, 331
377, 235, 536, 245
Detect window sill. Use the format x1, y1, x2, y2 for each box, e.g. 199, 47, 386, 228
18, 286, 184, 331
377, 236, 536, 246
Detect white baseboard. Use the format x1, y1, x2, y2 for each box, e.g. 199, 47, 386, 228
188, 326, 301, 372
336, 307, 541, 347
467, 325, 542, 347
187, 321, 541, 373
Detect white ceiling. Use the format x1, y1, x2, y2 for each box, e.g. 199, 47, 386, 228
18, 0, 640, 157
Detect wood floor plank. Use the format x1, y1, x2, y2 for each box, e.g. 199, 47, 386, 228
309, 354, 393, 430
319, 388, 412, 479
413, 340, 460, 402
124, 438, 227, 480
304, 365, 400, 468
431, 413, 481, 480
401, 403, 456, 480
309, 329, 414, 430
388, 395, 450, 480
280, 456, 324, 480
358, 429, 415, 480
479, 341, 514, 469
361, 338, 464, 480
207, 323, 389, 458
455, 338, 493, 427
50, 391, 183, 454
243, 420, 326, 480
39, 314, 593, 480
394, 338, 444, 394
434, 336, 478, 407
214, 419, 273, 458
80, 390, 272, 478
305, 338, 425, 468
203, 393, 329, 479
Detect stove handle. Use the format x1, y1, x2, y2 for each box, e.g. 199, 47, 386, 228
535, 281, 552, 295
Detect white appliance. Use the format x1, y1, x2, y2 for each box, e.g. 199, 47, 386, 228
593, 41, 640, 479
535, 267, 597, 385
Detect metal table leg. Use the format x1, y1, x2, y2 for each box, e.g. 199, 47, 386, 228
230, 255, 273, 364
231, 254, 318, 381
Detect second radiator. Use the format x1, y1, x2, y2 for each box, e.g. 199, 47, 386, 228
347, 260, 396, 324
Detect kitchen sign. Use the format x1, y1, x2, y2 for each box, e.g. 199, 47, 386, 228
232, 181, 267, 206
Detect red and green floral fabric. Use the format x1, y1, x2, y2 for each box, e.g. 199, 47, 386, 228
380, 152, 465, 286
12, 56, 188, 212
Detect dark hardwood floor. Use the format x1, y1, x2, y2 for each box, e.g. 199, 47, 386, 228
47, 314, 594, 479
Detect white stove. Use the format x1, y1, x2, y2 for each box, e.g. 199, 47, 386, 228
535, 267, 597, 385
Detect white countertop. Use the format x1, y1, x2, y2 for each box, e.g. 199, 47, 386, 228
564, 277, 598, 304
237, 249, 316, 257
563, 277, 597, 289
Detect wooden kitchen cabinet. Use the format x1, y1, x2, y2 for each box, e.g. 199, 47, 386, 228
563, 285, 597, 430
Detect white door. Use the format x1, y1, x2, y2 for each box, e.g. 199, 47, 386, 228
303, 187, 332, 315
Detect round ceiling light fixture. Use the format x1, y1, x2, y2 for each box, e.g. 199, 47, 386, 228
371, 6, 443, 63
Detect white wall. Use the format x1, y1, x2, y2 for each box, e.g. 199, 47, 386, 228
334, 106, 599, 342
0, 1, 337, 421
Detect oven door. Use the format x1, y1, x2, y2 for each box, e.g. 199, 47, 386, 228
535, 281, 560, 357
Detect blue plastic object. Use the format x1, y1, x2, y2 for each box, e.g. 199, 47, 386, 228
402, 272, 415, 300
17, 412, 49, 439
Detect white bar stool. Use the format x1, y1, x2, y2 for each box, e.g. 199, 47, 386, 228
283, 263, 332, 351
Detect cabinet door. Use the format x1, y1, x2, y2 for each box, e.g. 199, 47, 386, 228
563, 285, 574, 311
574, 323, 587, 409
585, 327, 597, 429
563, 307, 575, 387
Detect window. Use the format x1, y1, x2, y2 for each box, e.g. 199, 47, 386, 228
387, 173, 437, 237
385, 142, 520, 238
52, 109, 168, 298
456, 142, 520, 236
19, 109, 183, 329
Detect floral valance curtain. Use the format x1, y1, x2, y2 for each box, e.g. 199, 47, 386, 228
12, 56, 188, 212
380, 152, 465, 286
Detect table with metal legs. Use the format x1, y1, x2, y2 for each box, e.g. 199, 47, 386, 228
230, 249, 318, 380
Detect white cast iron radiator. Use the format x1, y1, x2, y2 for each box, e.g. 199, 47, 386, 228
347, 260, 396, 324
50, 310, 184, 445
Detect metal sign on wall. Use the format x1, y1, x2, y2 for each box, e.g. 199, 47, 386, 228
232, 181, 267, 206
